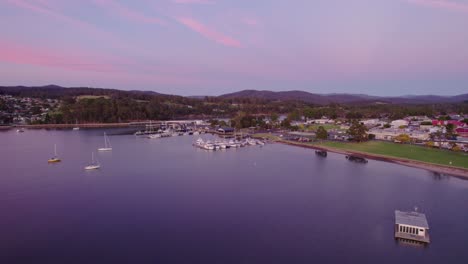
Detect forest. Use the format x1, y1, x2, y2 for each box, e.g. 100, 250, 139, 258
1, 85, 467, 125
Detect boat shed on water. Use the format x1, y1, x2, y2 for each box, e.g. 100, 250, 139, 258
217, 127, 235, 134
394, 210, 430, 243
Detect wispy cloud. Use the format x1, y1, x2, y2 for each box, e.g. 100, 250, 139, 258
405, 0, 468, 13
175, 17, 242, 47
172, 0, 214, 4
0, 39, 117, 72
93, 0, 165, 25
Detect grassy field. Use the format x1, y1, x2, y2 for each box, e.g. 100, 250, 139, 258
253, 133, 468, 169
314, 141, 468, 169
76, 95, 110, 100
305, 124, 342, 131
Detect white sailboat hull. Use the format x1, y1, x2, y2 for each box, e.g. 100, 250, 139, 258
85, 165, 100, 170
98, 148, 112, 151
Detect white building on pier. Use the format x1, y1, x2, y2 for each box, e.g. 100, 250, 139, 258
395, 210, 430, 243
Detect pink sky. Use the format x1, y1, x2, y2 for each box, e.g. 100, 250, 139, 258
1, 0, 467, 95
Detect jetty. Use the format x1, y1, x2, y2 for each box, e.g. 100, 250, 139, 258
345, 155, 368, 163
315, 150, 327, 157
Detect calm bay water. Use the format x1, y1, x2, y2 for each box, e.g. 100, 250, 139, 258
1, 128, 468, 263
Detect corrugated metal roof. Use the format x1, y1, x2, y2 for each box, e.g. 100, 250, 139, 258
395, 210, 429, 229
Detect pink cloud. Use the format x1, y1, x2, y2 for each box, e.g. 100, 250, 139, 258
93, 0, 165, 25
175, 17, 242, 47
405, 0, 468, 13
0, 40, 118, 72
5, 0, 148, 53
172, 0, 214, 4
0, 39, 221, 86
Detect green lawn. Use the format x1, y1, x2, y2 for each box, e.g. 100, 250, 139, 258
76, 95, 110, 100
305, 124, 342, 131
313, 141, 468, 169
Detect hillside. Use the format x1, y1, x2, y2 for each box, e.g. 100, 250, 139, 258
220, 90, 468, 105
0, 85, 169, 100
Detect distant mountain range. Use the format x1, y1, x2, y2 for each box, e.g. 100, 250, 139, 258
219, 90, 468, 105
1, 85, 467, 105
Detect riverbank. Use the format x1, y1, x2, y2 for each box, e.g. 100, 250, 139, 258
252, 134, 468, 179
11, 123, 135, 129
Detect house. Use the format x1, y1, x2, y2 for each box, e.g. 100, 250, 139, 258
360, 119, 380, 126
432, 120, 464, 127
456, 128, 468, 137
391, 119, 409, 128
395, 210, 430, 243
308, 119, 334, 124
369, 128, 430, 141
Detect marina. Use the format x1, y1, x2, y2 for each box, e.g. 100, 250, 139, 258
192, 137, 265, 151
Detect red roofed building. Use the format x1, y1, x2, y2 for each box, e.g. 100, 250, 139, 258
456, 128, 468, 137
432, 120, 464, 127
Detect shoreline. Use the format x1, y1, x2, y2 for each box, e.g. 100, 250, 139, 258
9, 123, 135, 129
255, 137, 468, 179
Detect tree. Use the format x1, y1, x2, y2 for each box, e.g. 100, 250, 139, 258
395, 134, 411, 143
425, 141, 435, 148
270, 113, 279, 125
452, 145, 462, 152
209, 119, 219, 126
316, 126, 328, 140
287, 110, 302, 121
280, 118, 292, 128
445, 123, 455, 139
347, 120, 368, 142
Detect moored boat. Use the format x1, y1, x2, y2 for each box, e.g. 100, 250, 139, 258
345, 155, 368, 163
98, 132, 112, 151
47, 144, 61, 163
315, 150, 327, 157
84, 152, 100, 170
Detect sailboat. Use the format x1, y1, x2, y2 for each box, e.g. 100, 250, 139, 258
72, 120, 79, 130
84, 152, 100, 170
98, 132, 112, 151
48, 144, 61, 163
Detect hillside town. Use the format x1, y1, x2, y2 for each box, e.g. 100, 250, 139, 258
284, 115, 468, 152
0, 94, 59, 125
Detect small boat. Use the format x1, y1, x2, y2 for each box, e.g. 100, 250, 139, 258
193, 131, 200, 136
48, 144, 61, 163
148, 134, 161, 139
72, 120, 79, 130
84, 152, 100, 170
16, 128, 24, 133
345, 155, 368, 163
194, 138, 204, 147
98, 132, 112, 151
315, 150, 327, 157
